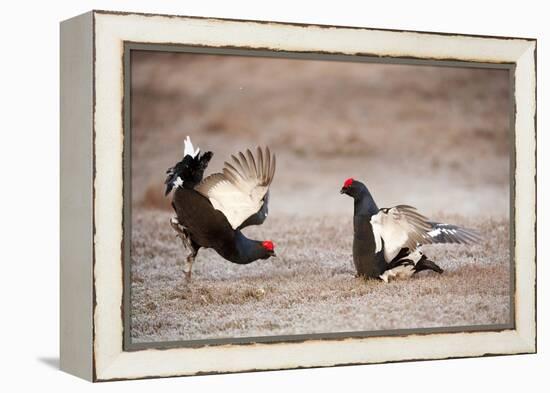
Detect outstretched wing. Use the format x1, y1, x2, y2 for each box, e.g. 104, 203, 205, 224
371, 205, 433, 262
426, 222, 482, 244
195, 147, 276, 229
371, 205, 481, 262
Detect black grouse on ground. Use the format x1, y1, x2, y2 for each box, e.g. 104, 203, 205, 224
165, 137, 277, 280
340, 178, 481, 282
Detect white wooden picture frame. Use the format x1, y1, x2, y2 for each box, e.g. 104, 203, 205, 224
60, 10, 536, 381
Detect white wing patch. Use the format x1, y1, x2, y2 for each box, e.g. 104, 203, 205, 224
196, 147, 275, 229
372, 206, 481, 263
173, 176, 184, 189
370, 206, 432, 262
204, 177, 267, 229
428, 227, 459, 238
426, 224, 481, 244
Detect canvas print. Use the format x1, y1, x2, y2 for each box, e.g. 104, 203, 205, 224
128, 50, 511, 345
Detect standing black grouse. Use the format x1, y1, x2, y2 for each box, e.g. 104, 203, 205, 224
340, 178, 481, 282
165, 137, 277, 280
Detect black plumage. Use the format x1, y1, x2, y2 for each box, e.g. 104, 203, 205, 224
340, 178, 386, 277
341, 178, 480, 281
165, 139, 276, 280
172, 188, 274, 265
164, 151, 213, 195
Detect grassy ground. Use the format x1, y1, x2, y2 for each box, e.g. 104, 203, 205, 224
129, 53, 511, 343
130, 211, 510, 342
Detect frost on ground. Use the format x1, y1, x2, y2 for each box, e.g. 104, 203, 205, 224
130, 211, 510, 343
129, 53, 511, 343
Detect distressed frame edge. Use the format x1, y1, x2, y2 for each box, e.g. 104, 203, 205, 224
90, 11, 537, 382
91, 8, 537, 42
59, 11, 95, 381
512, 40, 537, 353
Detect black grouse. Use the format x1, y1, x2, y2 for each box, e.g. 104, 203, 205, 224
164, 136, 213, 194
165, 137, 276, 280
340, 178, 481, 282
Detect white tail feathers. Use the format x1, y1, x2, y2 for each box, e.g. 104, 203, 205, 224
183, 136, 200, 158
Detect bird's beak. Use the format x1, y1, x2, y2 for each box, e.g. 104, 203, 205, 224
340, 187, 347, 194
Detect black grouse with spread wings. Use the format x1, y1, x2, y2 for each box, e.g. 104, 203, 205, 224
340, 178, 481, 282
165, 137, 276, 280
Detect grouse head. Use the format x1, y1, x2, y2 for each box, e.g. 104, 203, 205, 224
340, 177, 364, 198
259, 240, 276, 259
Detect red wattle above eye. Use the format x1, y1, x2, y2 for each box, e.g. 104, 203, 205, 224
262, 241, 274, 251
343, 178, 354, 188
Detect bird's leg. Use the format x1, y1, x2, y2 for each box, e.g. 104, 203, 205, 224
183, 247, 198, 282
170, 217, 192, 250
169, 217, 199, 281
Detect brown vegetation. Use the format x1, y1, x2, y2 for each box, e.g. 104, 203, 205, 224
130, 51, 511, 343
131, 212, 509, 342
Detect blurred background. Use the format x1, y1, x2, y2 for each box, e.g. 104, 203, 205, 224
131, 51, 510, 219
129, 50, 512, 342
